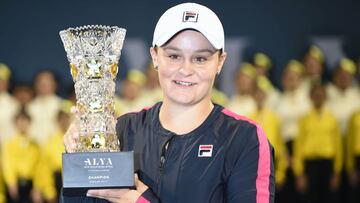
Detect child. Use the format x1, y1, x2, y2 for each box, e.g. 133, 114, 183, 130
346, 100, 360, 203
35, 101, 72, 202
293, 82, 342, 203
227, 63, 257, 116
28, 70, 63, 146
2, 110, 42, 203
249, 79, 288, 190
0, 63, 20, 146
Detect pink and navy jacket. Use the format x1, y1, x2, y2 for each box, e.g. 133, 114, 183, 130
118, 102, 275, 203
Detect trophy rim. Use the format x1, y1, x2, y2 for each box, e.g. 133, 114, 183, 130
59, 24, 127, 35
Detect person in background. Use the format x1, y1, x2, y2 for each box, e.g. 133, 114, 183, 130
28, 70, 63, 146
299, 45, 325, 95
227, 62, 256, 116
115, 69, 147, 116
253, 52, 280, 109
346, 102, 360, 203
0, 63, 20, 146
2, 110, 42, 203
140, 62, 163, 106
211, 86, 228, 106
293, 82, 342, 203
277, 60, 311, 153
327, 58, 360, 135
35, 101, 72, 203
13, 83, 34, 108
249, 78, 288, 192
275, 60, 310, 203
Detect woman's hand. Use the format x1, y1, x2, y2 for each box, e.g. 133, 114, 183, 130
64, 107, 80, 153
86, 174, 148, 203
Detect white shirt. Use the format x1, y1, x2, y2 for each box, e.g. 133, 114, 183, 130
28, 95, 62, 146
226, 94, 256, 117
326, 83, 360, 135
276, 89, 311, 142
0, 92, 19, 145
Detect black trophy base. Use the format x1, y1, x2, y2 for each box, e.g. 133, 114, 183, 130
62, 151, 135, 197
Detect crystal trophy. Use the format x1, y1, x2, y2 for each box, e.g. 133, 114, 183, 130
60, 25, 134, 196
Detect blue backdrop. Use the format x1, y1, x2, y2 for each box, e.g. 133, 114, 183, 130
1, 0, 359, 96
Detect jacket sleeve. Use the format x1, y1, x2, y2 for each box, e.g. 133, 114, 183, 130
225, 125, 275, 203
136, 188, 160, 203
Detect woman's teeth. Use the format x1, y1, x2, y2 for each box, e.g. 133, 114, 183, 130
174, 80, 195, 86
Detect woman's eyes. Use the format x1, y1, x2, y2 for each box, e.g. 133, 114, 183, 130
165, 54, 209, 63
195, 57, 207, 63
168, 54, 180, 60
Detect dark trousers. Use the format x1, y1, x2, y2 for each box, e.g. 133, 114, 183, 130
54, 171, 62, 201
305, 159, 338, 203
276, 141, 306, 203
6, 179, 33, 203
348, 156, 360, 203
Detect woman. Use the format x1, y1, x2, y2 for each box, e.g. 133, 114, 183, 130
64, 3, 275, 203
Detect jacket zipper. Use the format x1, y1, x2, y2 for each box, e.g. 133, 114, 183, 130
157, 136, 174, 195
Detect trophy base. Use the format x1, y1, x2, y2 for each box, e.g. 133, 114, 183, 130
62, 151, 135, 197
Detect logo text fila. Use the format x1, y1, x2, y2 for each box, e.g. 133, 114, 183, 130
183, 11, 198, 22
198, 145, 213, 157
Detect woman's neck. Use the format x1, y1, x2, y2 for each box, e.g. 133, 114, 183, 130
159, 99, 214, 135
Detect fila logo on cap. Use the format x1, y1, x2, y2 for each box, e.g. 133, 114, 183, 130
183, 11, 198, 22
198, 145, 213, 157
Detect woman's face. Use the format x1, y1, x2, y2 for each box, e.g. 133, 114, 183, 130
150, 30, 226, 106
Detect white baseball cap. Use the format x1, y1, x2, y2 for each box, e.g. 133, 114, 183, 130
152, 3, 225, 50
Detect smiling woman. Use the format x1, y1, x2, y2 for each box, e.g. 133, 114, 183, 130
63, 2, 275, 203
151, 30, 225, 110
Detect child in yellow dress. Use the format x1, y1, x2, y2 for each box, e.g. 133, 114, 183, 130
2, 110, 42, 203
293, 82, 342, 203
249, 80, 288, 189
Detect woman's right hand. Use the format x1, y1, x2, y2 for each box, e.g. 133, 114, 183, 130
63, 107, 80, 153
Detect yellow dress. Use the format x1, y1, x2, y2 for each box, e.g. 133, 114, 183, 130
249, 108, 288, 185
346, 110, 360, 173
34, 129, 65, 200
0, 160, 5, 203
293, 107, 342, 176
1, 134, 41, 187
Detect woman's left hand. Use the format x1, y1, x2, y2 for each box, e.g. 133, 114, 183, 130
86, 174, 148, 203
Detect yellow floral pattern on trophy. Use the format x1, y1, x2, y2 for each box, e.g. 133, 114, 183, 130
70, 63, 78, 79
